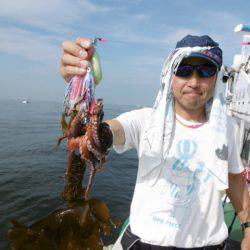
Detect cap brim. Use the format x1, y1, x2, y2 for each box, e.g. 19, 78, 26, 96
186, 52, 220, 68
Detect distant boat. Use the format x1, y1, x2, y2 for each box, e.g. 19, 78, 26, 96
21, 100, 29, 104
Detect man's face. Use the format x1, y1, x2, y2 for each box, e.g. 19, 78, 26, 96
172, 57, 217, 111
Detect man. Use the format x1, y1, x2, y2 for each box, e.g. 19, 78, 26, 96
61, 35, 250, 249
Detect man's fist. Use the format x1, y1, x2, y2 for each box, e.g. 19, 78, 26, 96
60, 37, 94, 83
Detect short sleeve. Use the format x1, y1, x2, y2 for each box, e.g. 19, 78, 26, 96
227, 116, 244, 174
113, 108, 152, 154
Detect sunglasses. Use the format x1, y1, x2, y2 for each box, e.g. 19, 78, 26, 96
174, 64, 218, 78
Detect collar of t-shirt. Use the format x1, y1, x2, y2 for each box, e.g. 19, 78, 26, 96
175, 113, 207, 127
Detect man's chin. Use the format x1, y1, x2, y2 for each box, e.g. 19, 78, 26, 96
180, 101, 204, 111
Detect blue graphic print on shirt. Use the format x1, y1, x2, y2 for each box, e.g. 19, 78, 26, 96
153, 139, 212, 229
167, 139, 207, 206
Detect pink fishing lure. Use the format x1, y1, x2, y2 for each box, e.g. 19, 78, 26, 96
63, 38, 107, 118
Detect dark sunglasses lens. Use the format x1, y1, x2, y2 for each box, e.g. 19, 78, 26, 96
198, 65, 217, 77
175, 65, 193, 77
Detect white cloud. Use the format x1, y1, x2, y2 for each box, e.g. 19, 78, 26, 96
0, 0, 114, 63
0, 2, 244, 74
133, 14, 151, 22
0, 0, 194, 63
110, 23, 198, 47
0, 26, 61, 64
161, 28, 199, 45
201, 11, 241, 32
0, 0, 112, 34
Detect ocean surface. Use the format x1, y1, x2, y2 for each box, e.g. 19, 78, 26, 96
0, 99, 139, 249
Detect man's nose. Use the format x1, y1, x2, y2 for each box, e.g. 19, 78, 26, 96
187, 71, 201, 87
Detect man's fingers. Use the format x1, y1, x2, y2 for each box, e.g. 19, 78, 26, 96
62, 40, 88, 59
60, 37, 93, 83
76, 37, 94, 59
60, 66, 72, 84
60, 65, 87, 84
76, 37, 92, 49
61, 54, 90, 68
63, 65, 87, 76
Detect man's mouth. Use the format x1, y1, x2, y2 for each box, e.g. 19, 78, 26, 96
184, 92, 201, 96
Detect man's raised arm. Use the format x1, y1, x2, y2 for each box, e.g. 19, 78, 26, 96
60, 37, 126, 147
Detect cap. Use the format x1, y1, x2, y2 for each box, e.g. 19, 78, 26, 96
175, 35, 223, 68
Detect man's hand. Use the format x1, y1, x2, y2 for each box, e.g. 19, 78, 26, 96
226, 173, 250, 250
241, 228, 250, 250
60, 37, 94, 83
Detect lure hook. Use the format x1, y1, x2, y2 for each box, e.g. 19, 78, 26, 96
92, 37, 107, 46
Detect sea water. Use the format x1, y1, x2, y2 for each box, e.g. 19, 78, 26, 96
0, 99, 138, 249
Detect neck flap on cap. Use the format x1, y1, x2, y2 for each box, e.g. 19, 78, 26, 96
138, 46, 228, 190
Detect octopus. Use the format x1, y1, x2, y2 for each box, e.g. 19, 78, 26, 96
7, 98, 120, 249
58, 98, 113, 201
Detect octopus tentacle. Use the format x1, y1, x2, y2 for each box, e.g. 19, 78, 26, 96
86, 138, 103, 161
91, 117, 100, 147
85, 156, 96, 199
90, 99, 103, 148
68, 137, 81, 152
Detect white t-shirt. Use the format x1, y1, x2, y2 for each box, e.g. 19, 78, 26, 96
113, 108, 244, 248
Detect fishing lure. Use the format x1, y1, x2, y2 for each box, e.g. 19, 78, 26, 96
63, 37, 107, 118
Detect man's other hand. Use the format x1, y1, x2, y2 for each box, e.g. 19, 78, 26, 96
241, 228, 250, 250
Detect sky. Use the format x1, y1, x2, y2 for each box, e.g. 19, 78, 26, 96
0, 0, 249, 106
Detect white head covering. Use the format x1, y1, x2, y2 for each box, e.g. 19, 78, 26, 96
138, 46, 228, 190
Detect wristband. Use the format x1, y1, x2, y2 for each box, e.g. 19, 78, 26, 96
99, 122, 113, 153
241, 222, 250, 231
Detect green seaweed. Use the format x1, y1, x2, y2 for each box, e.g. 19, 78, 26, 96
7, 198, 115, 249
